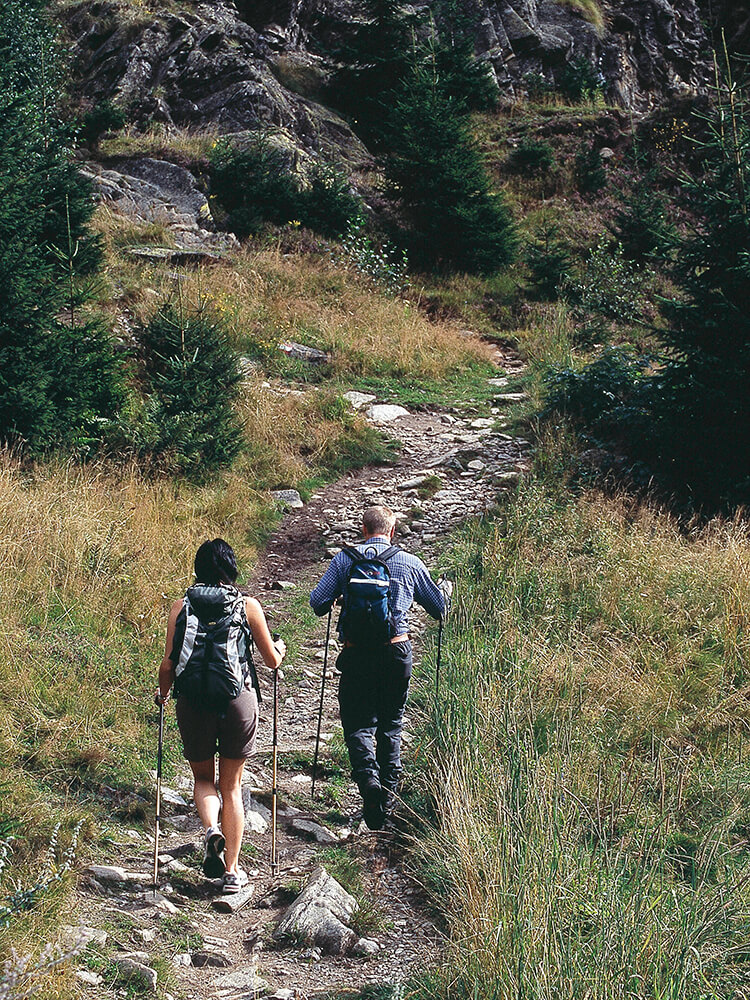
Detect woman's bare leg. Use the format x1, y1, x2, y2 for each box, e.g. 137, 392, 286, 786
217, 757, 246, 873
189, 759, 220, 832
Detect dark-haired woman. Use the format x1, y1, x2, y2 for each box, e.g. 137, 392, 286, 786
155, 539, 285, 893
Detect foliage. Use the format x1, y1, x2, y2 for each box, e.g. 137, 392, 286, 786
613, 175, 676, 262
549, 76, 750, 507
558, 56, 605, 103
135, 304, 244, 476
508, 139, 555, 175
80, 100, 127, 146
208, 136, 300, 237
209, 136, 360, 239
525, 222, 571, 299
643, 76, 750, 505
561, 237, 647, 323
384, 67, 516, 273
408, 488, 750, 998
543, 346, 651, 434
329, 0, 496, 148
574, 140, 607, 194
0, 0, 123, 453
298, 163, 362, 239
331, 218, 409, 294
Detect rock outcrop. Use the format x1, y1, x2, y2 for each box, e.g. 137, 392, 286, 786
61, 0, 369, 168
63, 0, 713, 154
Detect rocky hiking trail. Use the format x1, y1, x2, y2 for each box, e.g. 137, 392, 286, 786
70, 349, 529, 1000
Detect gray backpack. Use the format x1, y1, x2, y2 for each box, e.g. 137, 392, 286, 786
173, 585, 260, 712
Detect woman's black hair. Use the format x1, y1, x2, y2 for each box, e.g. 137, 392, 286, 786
194, 538, 238, 586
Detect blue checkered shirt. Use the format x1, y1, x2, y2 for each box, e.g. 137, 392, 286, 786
309, 536, 446, 636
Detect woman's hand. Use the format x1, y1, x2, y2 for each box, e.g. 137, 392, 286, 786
272, 637, 287, 667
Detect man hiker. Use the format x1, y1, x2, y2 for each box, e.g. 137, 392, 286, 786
309, 505, 451, 830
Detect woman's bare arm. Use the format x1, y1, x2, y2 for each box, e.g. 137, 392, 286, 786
156, 598, 182, 703
245, 597, 286, 669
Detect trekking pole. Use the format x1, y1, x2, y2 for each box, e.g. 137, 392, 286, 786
271, 663, 279, 879
311, 607, 332, 800
153, 700, 164, 888
436, 617, 444, 700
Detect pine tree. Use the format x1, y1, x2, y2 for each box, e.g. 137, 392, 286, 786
643, 72, 750, 505
330, 0, 495, 148
138, 305, 244, 476
384, 65, 516, 273
0, 0, 122, 452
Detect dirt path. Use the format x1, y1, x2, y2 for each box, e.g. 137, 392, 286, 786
71, 350, 529, 1000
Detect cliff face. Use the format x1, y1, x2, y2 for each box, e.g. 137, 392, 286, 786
62, 0, 714, 165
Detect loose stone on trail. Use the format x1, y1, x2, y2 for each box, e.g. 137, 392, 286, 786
366, 403, 410, 423
212, 885, 255, 913
343, 391, 377, 409
214, 967, 270, 991
271, 489, 304, 509
288, 818, 338, 844
113, 957, 158, 992
159, 787, 189, 809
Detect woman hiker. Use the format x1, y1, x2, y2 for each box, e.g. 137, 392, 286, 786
155, 538, 286, 893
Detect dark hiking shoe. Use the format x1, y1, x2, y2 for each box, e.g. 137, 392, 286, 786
202, 826, 226, 878
381, 786, 396, 817
361, 779, 385, 831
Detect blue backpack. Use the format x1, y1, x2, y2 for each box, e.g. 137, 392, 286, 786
340, 544, 400, 645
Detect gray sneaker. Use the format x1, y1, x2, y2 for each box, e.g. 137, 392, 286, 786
202, 827, 226, 879
222, 868, 248, 894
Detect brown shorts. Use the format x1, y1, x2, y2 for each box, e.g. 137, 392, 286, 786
175, 687, 258, 761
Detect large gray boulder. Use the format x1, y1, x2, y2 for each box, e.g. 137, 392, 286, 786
81, 157, 239, 253
274, 865, 358, 955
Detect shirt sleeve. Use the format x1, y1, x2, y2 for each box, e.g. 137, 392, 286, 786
412, 559, 446, 620
310, 552, 348, 616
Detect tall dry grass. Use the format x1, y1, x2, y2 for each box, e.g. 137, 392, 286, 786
410, 484, 750, 998
93, 209, 492, 381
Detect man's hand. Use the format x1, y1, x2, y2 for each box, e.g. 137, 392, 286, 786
154, 689, 169, 707
438, 576, 454, 609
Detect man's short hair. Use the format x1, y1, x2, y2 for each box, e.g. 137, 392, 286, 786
362, 505, 396, 537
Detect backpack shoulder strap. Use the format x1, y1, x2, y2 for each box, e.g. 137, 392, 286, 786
342, 545, 364, 564
377, 545, 401, 563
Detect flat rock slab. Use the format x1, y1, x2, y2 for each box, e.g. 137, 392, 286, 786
275, 865, 357, 955
190, 950, 233, 968
61, 925, 108, 948
85, 865, 151, 885
113, 957, 157, 992
215, 967, 270, 992
343, 391, 377, 409
272, 489, 304, 509
288, 818, 338, 844
212, 885, 255, 913
366, 404, 410, 423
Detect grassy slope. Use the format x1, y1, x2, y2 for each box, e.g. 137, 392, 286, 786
407, 485, 750, 998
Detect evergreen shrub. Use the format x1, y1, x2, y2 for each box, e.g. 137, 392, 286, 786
558, 57, 604, 103
209, 138, 360, 239
136, 305, 244, 476
614, 178, 676, 262
575, 141, 607, 194
509, 140, 555, 174
385, 70, 516, 273
0, 0, 123, 453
